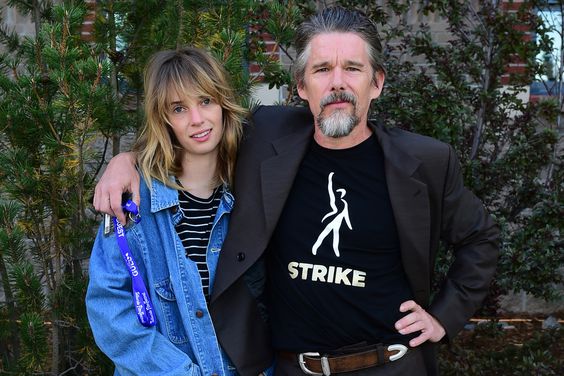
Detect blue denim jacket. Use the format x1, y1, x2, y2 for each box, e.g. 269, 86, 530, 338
86, 177, 237, 376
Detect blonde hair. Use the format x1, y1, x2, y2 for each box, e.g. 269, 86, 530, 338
133, 46, 245, 189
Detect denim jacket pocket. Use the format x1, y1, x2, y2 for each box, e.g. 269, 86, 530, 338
154, 278, 189, 344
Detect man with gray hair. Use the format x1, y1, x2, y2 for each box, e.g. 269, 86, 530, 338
94, 6, 499, 376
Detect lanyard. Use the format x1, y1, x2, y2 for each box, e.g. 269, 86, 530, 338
113, 201, 157, 327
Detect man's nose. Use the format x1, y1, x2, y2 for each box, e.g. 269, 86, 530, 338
330, 67, 345, 91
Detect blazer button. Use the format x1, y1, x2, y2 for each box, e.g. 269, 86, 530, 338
195, 310, 204, 318
236, 252, 245, 261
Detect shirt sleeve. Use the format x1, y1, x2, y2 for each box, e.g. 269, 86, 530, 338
428, 146, 500, 340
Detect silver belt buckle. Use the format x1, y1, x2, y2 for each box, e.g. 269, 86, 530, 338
388, 344, 408, 361
298, 352, 331, 376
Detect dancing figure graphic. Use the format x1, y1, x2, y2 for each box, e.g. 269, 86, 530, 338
312, 172, 352, 257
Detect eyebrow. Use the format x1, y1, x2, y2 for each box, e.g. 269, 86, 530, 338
345, 60, 365, 68
310, 60, 366, 70
311, 61, 330, 70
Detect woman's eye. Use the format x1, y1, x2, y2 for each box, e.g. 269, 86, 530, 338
172, 106, 185, 113
201, 98, 211, 105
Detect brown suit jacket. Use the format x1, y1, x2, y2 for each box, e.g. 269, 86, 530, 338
210, 105, 499, 376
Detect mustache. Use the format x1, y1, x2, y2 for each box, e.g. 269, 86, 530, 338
320, 91, 357, 110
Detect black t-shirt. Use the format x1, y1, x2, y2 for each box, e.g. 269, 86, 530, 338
267, 134, 416, 352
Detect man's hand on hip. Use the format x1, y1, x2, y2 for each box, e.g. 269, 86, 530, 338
394, 300, 446, 347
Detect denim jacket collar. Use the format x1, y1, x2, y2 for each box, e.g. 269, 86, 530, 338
149, 178, 179, 213
149, 178, 234, 214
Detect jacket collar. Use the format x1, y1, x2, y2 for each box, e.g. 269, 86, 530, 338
149, 178, 179, 213
260, 123, 313, 233
370, 121, 431, 302
149, 178, 233, 213
369, 121, 421, 176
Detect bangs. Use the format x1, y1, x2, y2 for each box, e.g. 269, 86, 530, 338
161, 58, 223, 108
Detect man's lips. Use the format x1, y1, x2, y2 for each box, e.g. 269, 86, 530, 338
324, 100, 351, 108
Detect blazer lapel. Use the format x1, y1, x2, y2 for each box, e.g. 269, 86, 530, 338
372, 124, 431, 303
260, 125, 312, 236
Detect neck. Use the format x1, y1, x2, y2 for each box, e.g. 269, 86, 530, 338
177, 152, 218, 198
313, 121, 372, 149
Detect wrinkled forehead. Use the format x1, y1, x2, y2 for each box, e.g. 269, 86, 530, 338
306, 32, 372, 64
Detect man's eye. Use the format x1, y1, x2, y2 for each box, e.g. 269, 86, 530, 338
314, 67, 328, 73
346, 66, 360, 71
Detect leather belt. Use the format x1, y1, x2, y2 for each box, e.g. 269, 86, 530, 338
278, 344, 408, 375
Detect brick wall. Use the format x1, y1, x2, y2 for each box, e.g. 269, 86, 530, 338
81, 0, 96, 41
501, 0, 533, 86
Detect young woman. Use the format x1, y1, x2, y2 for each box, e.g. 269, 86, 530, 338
86, 47, 244, 375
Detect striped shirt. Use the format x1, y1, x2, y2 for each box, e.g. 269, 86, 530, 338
175, 185, 222, 300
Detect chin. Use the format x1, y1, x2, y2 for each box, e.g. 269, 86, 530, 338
318, 111, 359, 138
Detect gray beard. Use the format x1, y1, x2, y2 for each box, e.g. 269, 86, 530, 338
317, 109, 360, 138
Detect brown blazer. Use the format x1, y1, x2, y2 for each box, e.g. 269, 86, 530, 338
210, 105, 499, 376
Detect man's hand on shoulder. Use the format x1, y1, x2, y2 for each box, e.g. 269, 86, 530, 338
93, 152, 139, 225
394, 300, 446, 347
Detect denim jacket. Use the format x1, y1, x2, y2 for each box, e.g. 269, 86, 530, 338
86, 177, 237, 376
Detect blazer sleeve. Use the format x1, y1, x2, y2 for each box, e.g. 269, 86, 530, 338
428, 146, 500, 340
86, 225, 202, 376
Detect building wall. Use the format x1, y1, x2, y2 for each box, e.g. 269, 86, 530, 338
0, 0, 36, 37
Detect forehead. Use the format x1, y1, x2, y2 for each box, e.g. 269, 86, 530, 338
165, 81, 206, 103
306, 32, 370, 66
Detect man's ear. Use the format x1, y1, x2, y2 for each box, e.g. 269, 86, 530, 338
297, 81, 308, 101
370, 71, 385, 100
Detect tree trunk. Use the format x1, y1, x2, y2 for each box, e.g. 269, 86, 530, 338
108, 1, 121, 157
74, 140, 86, 276
32, 0, 41, 37
176, 0, 185, 49
51, 311, 60, 375
50, 280, 61, 374
112, 133, 121, 156
0, 255, 20, 364
49, 203, 61, 375
470, 1, 499, 161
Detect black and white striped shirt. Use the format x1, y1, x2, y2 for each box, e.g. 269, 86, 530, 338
175, 185, 222, 300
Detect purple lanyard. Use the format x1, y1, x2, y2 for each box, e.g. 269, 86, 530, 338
113, 200, 156, 327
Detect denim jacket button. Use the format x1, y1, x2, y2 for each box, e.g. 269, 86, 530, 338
211, 373, 219, 376
236, 252, 245, 261
195, 310, 204, 318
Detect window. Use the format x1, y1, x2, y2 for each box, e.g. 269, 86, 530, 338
532, 2, 563, 98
